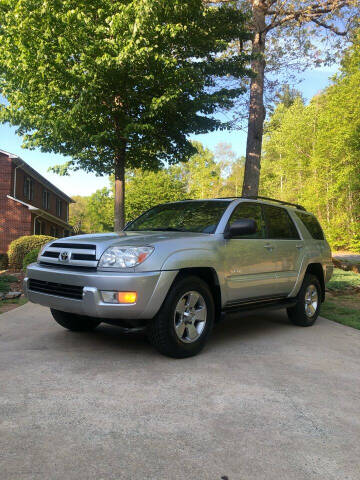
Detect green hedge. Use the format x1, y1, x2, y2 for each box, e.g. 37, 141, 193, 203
8, 235, 55, 270
0, 253, 8, 270
23, 248, 41, 271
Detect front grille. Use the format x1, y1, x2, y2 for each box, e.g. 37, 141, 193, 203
43, 251, 59, 258
39, 242, 98, 268
29, 279, 83, 300
72, 253, 96, 261
51, 243, 96, 250
39, 262, 96, 271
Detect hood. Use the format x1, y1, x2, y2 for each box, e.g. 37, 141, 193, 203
59, 231, 209, 257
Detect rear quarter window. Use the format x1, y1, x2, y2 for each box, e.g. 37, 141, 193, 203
295, 211, 324, 240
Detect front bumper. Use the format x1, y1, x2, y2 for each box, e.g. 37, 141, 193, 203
24, 263, 178, 322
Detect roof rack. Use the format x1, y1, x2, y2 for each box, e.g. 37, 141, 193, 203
216, 196, 306, 211
246, 196, 306, 211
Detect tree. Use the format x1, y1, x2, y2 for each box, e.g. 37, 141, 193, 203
209, 0, 358, 196
260, 32, 360, 251
0, 0, 250, 230
69, 195, 91, 234
125, 169, 187, 222
172, 142, 223, 199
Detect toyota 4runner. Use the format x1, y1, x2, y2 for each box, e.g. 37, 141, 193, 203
24, 196, 333, 358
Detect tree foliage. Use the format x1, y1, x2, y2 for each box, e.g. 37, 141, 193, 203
69, 142, 244, 231
260, 33, 360, 251
0, 0, 250, 229
209, 0, 359, 197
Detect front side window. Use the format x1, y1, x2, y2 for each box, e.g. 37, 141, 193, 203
42, 190, 50, 210
227, 202, 265, 238
126, 201, 231, 234
24, 177, 34, 201
295, 211, 324, 240
262, 204, 300, 240
56, 198, 62, 217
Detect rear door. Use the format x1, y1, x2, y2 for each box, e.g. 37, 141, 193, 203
261, 204, 303, 295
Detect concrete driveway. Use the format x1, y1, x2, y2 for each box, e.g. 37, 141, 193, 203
1, 304, 360, 480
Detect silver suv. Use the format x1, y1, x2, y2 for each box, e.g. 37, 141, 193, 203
25, 197, 333, 358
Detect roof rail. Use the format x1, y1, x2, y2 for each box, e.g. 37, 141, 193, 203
245, 196, 306, 211
216, 196, 306, 211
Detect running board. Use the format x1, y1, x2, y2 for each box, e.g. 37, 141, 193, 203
223, 297, 298, 314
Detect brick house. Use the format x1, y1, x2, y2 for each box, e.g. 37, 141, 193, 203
0, 149, 75, 254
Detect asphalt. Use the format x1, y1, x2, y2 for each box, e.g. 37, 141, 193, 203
1, 304, 360, 480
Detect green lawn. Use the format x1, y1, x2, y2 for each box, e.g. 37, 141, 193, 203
322, 268, 360, 329
326, 268, 360, 291
0, 296, 28, 314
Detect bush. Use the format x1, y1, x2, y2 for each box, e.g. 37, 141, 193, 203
23, 248, 40, 271
0, 274, 17, 293
8, 235, 55, 270
0, 253, 8, 270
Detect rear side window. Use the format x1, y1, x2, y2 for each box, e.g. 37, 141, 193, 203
262, 204, 300, 240
295, 211, 324, 240
228, 202, 265, 238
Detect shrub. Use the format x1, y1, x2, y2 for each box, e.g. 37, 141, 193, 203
23, 248, 40, 271
8, 235, 55, 270
0, 274, 17, 293
0, 253, 8, 270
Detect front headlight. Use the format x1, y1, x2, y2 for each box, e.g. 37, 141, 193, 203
37, 242, 53, 262
98, 246, 154, 269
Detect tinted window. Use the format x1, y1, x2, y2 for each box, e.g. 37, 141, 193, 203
126, 201, 230, 234
227, 202, 265, 238
262, 204, 300, 240
295, 211, 324, 240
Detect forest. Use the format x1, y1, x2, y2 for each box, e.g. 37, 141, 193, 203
69, 34, 360, 252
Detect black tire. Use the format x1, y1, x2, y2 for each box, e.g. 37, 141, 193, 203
287, 274, 322, 327
147, 275, 215, 358
51, 309, 101, 332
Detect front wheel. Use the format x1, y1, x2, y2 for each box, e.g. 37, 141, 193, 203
51, 309, 101, 332
147, 276, 215, 358
287, 274, 322, 326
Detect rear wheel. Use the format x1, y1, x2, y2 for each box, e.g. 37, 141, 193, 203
287, 274, 321, 327
147, 276, 215, 358
51, 309, 101, 331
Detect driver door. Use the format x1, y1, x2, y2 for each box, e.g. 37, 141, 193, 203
223, 202, 279, 305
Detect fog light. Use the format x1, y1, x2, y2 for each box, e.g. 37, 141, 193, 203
101, 291, 137, 304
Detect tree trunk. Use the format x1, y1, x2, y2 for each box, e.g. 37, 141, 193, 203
242, 2, 266, 197
114, 141, 126, 231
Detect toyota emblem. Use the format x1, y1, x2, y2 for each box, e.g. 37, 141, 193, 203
60, 251, 70, 262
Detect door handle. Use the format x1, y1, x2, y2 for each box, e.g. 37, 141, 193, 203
264, 244, 274, 251
296, 244, 304, 249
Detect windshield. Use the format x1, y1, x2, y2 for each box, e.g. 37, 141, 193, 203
125, 201, 231, 234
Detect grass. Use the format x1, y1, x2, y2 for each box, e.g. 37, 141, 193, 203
326, 268, 360, 291
322, 268, 360, 329
0, 297, 28, 314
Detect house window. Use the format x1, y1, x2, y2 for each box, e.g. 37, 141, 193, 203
43, 190, 50, 209
34, 219, 44, 235
24, 177, 34, 201
42, 190, 50, 210
56, 198, 62, 217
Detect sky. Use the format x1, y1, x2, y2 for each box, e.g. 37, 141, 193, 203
0, 67, 337, 198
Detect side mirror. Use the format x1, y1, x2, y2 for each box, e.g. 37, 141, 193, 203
224, 218, 257, 239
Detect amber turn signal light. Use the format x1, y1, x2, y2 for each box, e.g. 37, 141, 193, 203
117, 291, 137, 304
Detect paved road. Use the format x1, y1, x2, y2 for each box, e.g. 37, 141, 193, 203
1, 304, 360, 480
